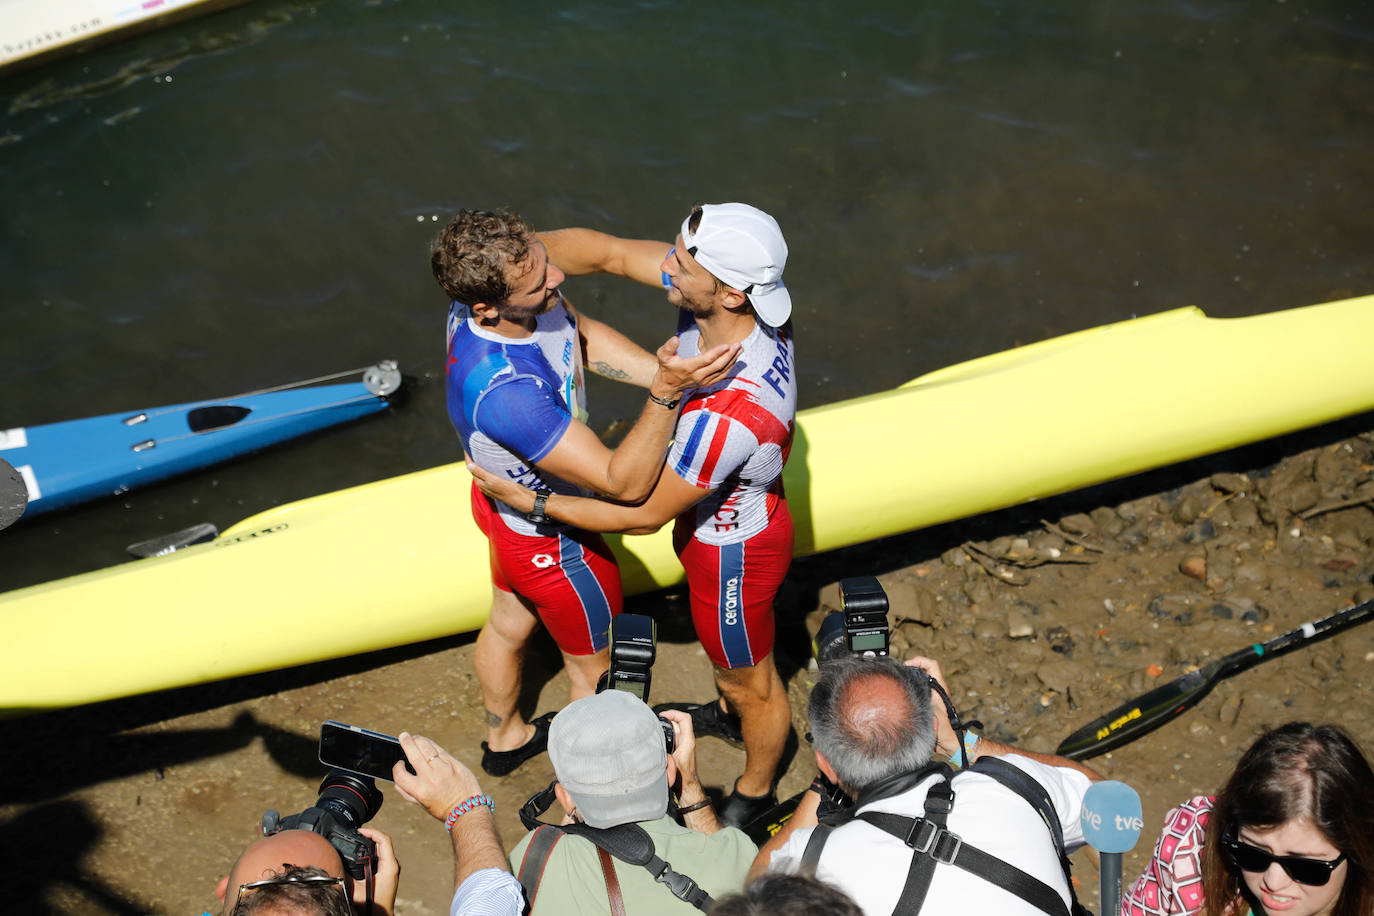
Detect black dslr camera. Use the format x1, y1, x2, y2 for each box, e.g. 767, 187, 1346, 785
262, 769, 382, 880
596, 613, 675, 753
814, 576, 891, 666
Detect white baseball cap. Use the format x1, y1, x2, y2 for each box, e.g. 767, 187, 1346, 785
680, 203, 791, 327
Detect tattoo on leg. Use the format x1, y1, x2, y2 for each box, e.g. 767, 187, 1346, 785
486, 710, 504, 728
589, 360, 631, 380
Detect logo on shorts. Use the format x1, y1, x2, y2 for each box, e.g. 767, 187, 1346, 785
532, 553, 555, 569
724, 576, 741, 626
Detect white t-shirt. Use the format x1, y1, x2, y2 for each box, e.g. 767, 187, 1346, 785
768, 755, 1091, 915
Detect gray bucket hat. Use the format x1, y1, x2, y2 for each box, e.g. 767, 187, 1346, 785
549, 690, 669, 828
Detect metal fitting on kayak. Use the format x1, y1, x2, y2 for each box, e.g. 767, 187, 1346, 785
363, 360, 403, 398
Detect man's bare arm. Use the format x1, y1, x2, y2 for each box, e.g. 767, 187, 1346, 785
904, 656, 1104, 782
529, 337, 738, 502
970, 738, 1105, 782
538, 228, 670, 287
748, 788, 820, 881
576, 310, 658, 387
393, 733, 511, 890
471, 456, 707, 534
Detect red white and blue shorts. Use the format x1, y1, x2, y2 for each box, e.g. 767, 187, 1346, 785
674, 499, 794, 669
470, 483, 622, 656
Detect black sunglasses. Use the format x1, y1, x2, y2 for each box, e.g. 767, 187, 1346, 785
1220, 830, 1347, 886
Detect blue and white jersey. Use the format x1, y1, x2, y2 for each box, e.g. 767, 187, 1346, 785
445, 296, 588, 535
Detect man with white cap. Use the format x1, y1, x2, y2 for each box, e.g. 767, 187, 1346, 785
510, 690, 756, 913
470, 202, 798, 828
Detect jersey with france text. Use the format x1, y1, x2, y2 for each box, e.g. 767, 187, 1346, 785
667, 310, 796, 546
445, 296, 589, 536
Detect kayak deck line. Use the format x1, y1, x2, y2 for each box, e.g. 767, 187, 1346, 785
1, 296, 1371, 713
2, 359, 402, 518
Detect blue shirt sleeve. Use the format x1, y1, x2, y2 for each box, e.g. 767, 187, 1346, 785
475, 376, 574, 464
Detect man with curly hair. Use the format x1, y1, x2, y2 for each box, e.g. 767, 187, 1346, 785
433, 209, 740, 777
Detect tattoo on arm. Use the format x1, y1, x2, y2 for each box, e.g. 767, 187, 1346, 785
589, 360, 631, 380
485, 710, 503, 728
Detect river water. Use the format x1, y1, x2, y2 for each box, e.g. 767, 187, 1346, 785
1, 0, 1371, 591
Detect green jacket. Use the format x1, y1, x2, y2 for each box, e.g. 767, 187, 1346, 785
509, 815, 756, 914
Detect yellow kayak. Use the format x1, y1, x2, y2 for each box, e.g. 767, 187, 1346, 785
4, 296, 1373, 713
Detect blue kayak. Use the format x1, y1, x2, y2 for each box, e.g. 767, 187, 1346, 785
0, 361, 402, 518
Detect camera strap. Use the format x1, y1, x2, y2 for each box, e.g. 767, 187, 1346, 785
516, 784, 715, 912
799, 760, 1088, 916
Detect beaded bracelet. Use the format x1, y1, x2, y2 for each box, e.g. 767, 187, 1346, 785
444, 793, 495, 830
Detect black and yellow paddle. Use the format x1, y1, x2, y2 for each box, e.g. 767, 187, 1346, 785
1056, 598, 1374, 760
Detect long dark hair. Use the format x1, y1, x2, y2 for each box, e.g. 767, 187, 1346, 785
1202, 722, 1372, 916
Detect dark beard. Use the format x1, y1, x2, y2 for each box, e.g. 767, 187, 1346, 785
498, 295, 555, 323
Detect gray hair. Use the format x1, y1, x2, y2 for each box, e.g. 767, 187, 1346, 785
808, 655, 937, 793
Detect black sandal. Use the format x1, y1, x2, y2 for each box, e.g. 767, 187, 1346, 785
480, 711, 556, 776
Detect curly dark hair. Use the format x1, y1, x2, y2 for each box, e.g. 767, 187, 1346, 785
430, 208, 534, 304
1202, 722, 1372, 916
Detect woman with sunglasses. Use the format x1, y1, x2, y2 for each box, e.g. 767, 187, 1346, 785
1123, 721, 1371, 916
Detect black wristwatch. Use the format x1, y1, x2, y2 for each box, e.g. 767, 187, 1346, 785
527, 489, 553, 525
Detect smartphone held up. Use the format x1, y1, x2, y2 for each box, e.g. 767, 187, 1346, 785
319, 720, 415, 782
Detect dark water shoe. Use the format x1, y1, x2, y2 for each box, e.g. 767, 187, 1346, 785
480, 711, 556, 776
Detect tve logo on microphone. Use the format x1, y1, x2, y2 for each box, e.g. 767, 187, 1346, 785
1081, 781, 1144, 854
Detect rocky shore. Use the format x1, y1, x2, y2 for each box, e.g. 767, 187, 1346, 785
5, 418, 1373, 915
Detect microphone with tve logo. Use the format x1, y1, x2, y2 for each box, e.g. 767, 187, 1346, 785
1080, 780, 1144, 916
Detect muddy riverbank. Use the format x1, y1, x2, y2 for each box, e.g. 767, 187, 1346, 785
4, 414, 1373, 915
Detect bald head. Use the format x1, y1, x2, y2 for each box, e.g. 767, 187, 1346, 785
808, 656, 937, 793
219, 830, 344, 915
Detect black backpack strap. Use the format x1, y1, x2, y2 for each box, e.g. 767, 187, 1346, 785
968, 758, 1089, 916
800, 761, 950, 878
516, 825, 565, 908
798, 822, 836, 875
536, 822, 715, 912
890, 773, 954, 915
854, 808, 1071, 916
968, 758, 1067, 852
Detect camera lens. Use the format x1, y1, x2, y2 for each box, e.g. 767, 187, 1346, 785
316, 769, 383, 828
814, 611, 848, 665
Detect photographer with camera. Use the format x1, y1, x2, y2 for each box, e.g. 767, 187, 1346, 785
510, 689, 757, 913
390, 731, 526, 916
752, 652, 1103, 915
214, 820, 399, 916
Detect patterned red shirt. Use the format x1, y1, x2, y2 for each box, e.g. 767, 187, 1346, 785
1123, 796, 1213, 916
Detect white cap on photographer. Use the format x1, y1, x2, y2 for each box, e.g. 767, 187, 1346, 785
680, 203, 792, 327
549, 690, 669, 828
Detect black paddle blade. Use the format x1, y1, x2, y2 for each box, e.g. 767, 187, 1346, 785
741, 792, 806, 847
1055, 661, 1225, 760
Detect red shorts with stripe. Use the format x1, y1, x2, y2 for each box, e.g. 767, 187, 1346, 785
674, 498, 794, 669
470, 483, 622, 656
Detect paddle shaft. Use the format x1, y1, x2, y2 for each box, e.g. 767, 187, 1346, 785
1057, 599, 1374, 759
